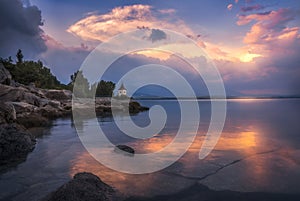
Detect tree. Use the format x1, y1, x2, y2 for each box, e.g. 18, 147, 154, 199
95, 80, 115, 97
70, 70, 91, 97
1, 56, 68, 89
16, 49, 23, 63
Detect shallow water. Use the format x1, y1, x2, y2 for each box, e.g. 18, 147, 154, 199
0, 99, 300, 201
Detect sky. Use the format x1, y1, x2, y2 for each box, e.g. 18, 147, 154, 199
0, 0, 300, 96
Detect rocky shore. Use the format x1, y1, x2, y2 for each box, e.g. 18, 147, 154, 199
0, 63, 148, 171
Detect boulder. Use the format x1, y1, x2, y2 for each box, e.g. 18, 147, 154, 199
17, 113, 50, 128
129, 101, 149, 113
42, 172, 116, 201
0, 102, 16, 124
48, 100, 61, 108
25, 83, 47, 99
38, 98, 50, 107
0, 124, 36, 165
0, 63, 12, 85
0, 84, 41, 106
11, 102, 36, 114
36, 105, 63, 119
44, 89, 72, 101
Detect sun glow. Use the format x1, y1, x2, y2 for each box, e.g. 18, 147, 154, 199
133, 50, 171, 60
240, 53, 261, 62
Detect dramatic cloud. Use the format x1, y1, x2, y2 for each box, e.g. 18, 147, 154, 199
67, 4, 194, 42
232, 7, 300, 95
237, 9, 299, 51
0, 0, 47, 59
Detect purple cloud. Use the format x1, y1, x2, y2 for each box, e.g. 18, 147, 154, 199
241, 4, 265, 12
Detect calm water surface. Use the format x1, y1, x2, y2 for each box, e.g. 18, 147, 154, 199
0, 99, 300, 201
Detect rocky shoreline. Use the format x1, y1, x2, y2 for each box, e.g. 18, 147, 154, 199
0, 63, 148, 171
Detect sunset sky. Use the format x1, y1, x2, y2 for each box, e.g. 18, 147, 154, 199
1, 0, 300, 96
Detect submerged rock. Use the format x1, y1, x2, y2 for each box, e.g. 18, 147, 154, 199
42, 172, 116, 201
0, 124, 36, 166
115, 144, 135, 154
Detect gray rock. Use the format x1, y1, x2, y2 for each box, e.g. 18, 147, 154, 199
44, 89, 72, 101
38, 98, 50, 107
42, 172, 116, 201
0, 102, 16, 124
0, 63, 12, 85
48, 100, 61, 108
0, 124, 36, 165
36, 105, 63, 119
26, 84, 47, 99
17, 113, 50, 128
11, 102, 36, 114
0, 84, 41, 106
115, 144, 135, 154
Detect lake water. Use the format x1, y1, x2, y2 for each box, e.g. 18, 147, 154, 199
0, 99, 300, 201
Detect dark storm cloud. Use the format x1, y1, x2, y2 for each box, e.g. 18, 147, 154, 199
0, 0, 47, 59
149, 29, 167, 42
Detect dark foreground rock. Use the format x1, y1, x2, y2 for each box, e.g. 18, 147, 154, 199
42, 172, 116, 201
125, 183, 300, 201
115, 144, 135, 154
0, 124, 36, 167
128, 101, 149, 113
0, 101, 16, 124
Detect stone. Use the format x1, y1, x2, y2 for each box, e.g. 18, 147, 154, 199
0, 84, 41, 106
11, 101, 36, 114
115, 144, 135, 154
48, 100, 61, 108
0, 124, 36, 165
44, 89, 72, 101
17, 113, 50, 128
129, 101, 149, 113
42, 172, 116, 201
36, 105, 63, 119
0, 101, 16, 124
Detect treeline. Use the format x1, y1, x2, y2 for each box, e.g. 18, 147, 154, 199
0, 49, 115, 97
68, 70, 115, 97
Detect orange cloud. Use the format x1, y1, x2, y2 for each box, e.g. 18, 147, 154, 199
67, 4, 242, 65
67, 5, 194, 42
132, 49, 171, 61
237, 8, 300, 57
